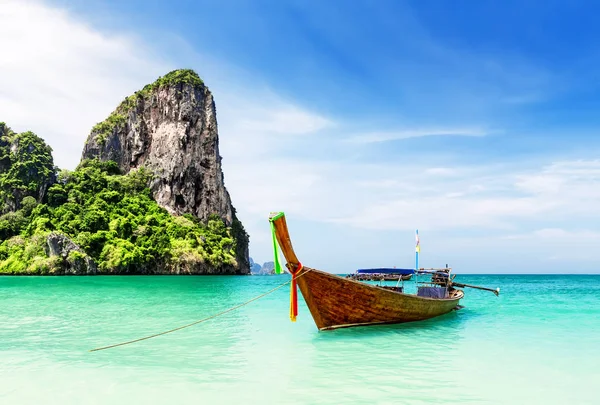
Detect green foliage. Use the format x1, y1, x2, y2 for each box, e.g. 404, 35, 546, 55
20, 196, 38, 216
0, 234, 57, 274
91, 113, 127, 145
0, 158, 238, 274
140, 69, 204, 94
1, 115, 242, 275
0, 211, 27, 240
0, 127, 56, 213
0, 122, 13, 172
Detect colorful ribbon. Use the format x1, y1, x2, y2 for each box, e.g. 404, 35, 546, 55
269, 220, 282, 275
268, 212, 300, 322
289, 262, 302, 322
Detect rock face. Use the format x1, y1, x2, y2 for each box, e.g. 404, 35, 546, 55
80, 70, 249, 274
249, 260, 278, 275
249, 257, 262, 274
260, 261, 276, 275
81, 71, 233, 225
46, 233, 97, 275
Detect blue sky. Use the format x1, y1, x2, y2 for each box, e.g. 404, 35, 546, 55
2, 0, 600, 273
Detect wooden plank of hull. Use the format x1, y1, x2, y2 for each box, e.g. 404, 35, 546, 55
297, 268, 463, 331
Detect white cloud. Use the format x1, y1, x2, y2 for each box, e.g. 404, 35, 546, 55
504, 228, 600, 240
0, 0, 334, 174
226, 102, 332, 135
344, 127, 488, 144
513, 160, 600, 223
227, 157, 600, 254
425, 167, 458, 176
490, 227, 600, 266
329, 195, 552, 231
0, 0, 174, 169
216, 95, 333, 161
331, 160, 600, 232
516, 160, 600, 194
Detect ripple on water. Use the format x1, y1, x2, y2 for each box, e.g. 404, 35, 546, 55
1, 275, 599, 404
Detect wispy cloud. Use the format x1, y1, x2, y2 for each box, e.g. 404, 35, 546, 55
0, 0, 335, 171
344, 127, 489, 144
216, 94, 334, 160
513, 160, 600, 223
227, 103, 333, 135
424, 167, 459, 176
332, 160, 600, 231
227, 157, 600, 256
0, 0, 171, 169
503, 228, 600, 240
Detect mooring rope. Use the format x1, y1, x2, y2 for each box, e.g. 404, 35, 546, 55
89, 267, 312, 352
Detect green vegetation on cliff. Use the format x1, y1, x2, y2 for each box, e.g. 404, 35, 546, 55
0, 123, 56, 213
0, 122, 240, 274
142, 69, 204, 92
91, 69, 204, 144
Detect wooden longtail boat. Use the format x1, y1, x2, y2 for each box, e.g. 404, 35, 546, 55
270, 212, 498, 331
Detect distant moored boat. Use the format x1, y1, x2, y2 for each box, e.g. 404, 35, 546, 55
346, 268, 414, 281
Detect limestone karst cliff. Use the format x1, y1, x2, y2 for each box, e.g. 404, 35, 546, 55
0, 70, 250, 275
81, 69, 249, 274
81, 70, 233, 225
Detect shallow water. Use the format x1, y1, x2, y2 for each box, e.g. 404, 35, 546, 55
1, 274, 598, 404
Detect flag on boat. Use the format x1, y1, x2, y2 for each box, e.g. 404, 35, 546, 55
415, 230, 420, 253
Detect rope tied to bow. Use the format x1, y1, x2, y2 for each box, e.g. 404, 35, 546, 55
89, 267, 313, 352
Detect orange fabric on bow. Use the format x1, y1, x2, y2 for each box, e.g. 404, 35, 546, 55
289, 262, 302, 322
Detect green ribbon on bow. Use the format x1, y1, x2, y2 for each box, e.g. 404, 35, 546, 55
269, 212, 285, 274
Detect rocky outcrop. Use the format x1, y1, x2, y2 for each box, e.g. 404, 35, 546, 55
81, 70, 233, 224
46, 233, 97, 275
260, 261, 276, 275
249, 257, 262, 274
80, 70, 249, 274
250, 260, 278, 275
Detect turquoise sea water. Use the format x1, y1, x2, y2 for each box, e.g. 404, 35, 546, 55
1, 274, 599, 404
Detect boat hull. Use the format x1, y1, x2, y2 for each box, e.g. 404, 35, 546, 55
297, 268, 463, 330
